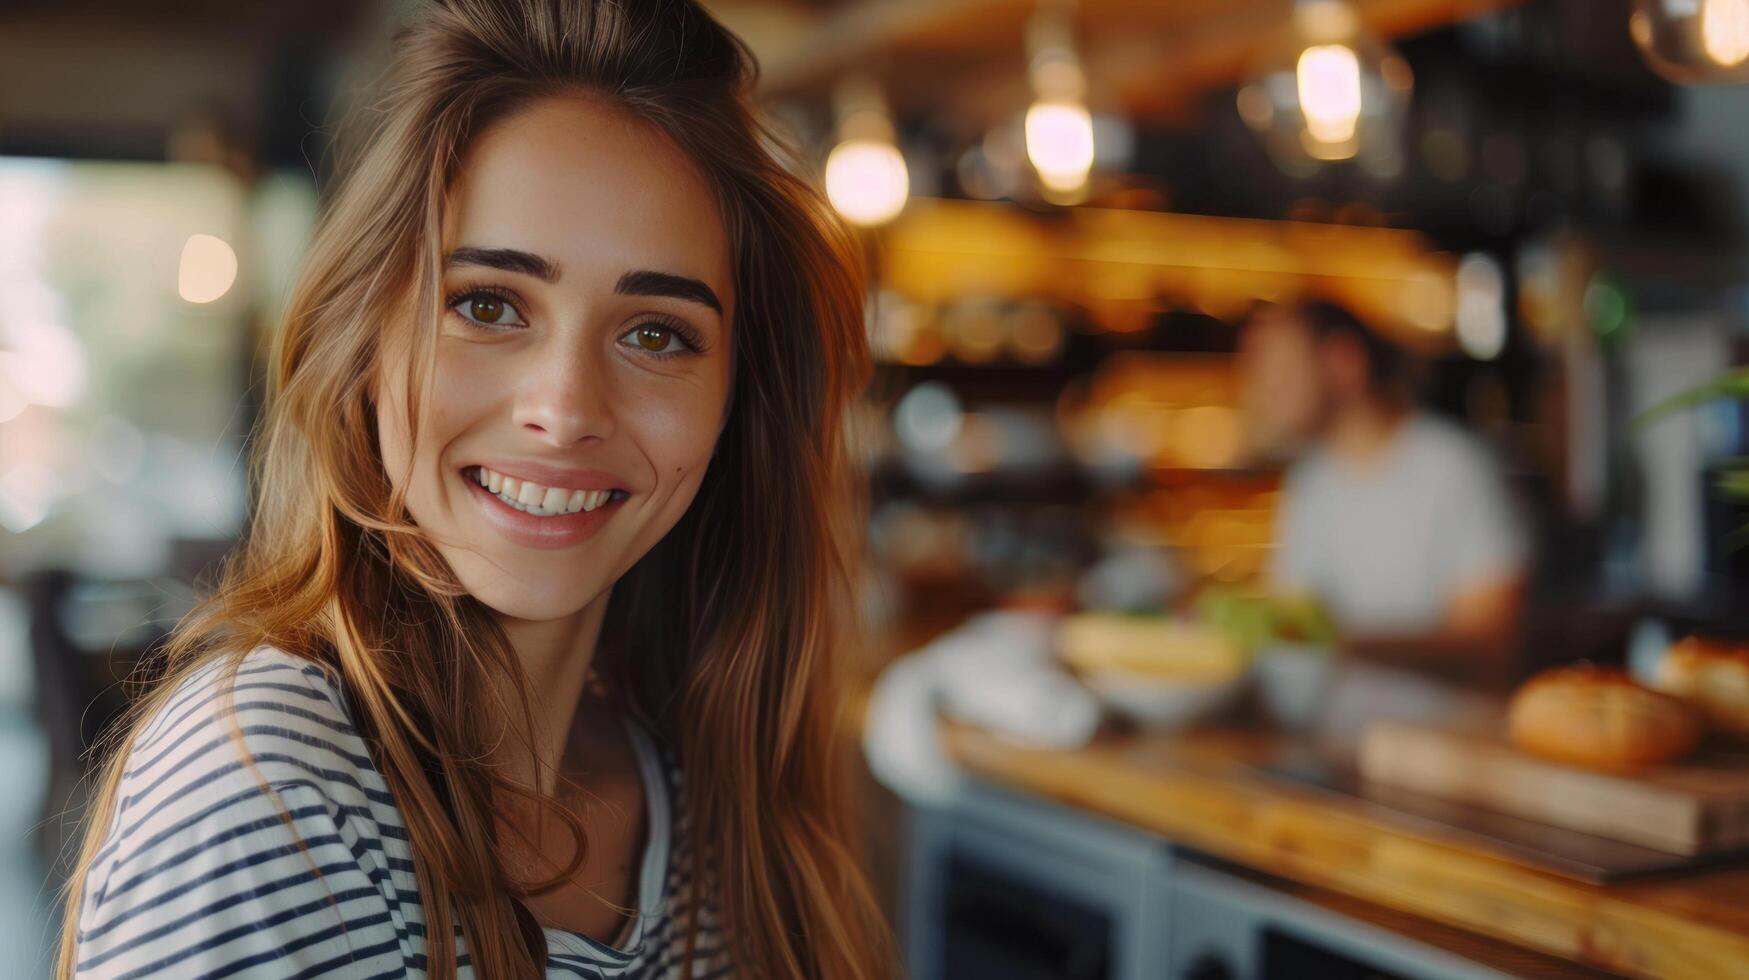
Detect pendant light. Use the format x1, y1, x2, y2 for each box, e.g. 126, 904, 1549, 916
824, 75, 910, 227
1024, 0, 1096, 202
1631, 0, 1749, 83
1236, 0, 1413, 176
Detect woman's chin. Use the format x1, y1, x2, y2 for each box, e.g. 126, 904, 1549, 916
483, 588, 603, 625
450, 564, 609, 625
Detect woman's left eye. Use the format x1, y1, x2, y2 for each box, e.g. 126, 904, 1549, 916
619, 322, 696, 357
449, 289, 526, 328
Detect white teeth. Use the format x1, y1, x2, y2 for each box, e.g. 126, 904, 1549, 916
471, 466, 618, 518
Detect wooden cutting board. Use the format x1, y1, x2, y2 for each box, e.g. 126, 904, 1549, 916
1357, 721, 1749, 855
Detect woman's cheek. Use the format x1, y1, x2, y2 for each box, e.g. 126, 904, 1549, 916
641, 378, 729, 476
428, 343, 499, 429
423, 346, 513, 446
373, 379, 415, 497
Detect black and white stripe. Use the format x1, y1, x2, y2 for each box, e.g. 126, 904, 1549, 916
73, 647, 732, 978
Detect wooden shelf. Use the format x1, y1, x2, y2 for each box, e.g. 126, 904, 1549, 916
872, 198, 1463, 347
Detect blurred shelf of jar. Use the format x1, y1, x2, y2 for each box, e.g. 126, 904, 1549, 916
858, 200, 1462, 622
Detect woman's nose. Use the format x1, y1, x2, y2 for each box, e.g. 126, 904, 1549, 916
511, 344, 616, 447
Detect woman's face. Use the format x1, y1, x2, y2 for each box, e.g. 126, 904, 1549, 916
376, 95, 734, 625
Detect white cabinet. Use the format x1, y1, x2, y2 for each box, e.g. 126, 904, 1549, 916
902, 781, 1520, 980
903, 782, 1173, 979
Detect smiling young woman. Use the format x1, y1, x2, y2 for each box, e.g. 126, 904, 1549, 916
57, 2, 894, 978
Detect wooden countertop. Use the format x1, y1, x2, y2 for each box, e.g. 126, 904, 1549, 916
942, 724, 1749, 980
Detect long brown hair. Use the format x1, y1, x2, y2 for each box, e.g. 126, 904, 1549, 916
57, 1, 894, 976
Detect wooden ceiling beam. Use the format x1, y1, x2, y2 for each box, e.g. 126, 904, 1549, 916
711, 0, 1529, 126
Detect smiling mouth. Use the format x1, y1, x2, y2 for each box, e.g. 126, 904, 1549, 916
466, 465, 628, 518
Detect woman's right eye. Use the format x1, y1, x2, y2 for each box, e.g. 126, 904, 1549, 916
449, 289, 527, 329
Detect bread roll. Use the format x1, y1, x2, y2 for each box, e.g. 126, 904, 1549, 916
1508, 665, 1701, 770
1057, 614, 1247, 680
1655, 636, 1749, 740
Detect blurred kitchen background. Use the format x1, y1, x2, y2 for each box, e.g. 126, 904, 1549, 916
8, 1, 1749, 978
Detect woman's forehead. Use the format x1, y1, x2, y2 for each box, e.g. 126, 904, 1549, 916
443, 95, 733, 307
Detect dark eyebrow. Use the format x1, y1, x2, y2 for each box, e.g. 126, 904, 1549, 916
616, 269, 723, 315
445, 246, 559, 283
446, 247, 723, 315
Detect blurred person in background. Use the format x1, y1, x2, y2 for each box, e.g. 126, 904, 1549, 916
1241, 300, 1528, 687
56, 1, 894, 978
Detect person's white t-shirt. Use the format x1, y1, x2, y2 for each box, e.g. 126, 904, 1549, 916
1271, 413, 1526, 634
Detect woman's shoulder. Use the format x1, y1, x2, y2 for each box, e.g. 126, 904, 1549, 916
97, 645, 393, 852
87, 645, 396, 901
73, 647, 414, 977
120, 646, 377, 804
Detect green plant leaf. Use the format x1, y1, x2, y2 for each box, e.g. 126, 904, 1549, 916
1637, 368, 1749, 429
1718, 465, 1749, 501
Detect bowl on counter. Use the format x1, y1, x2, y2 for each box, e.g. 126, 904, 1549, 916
1056, 613, 1251, 730
1076, 668, 1250, 729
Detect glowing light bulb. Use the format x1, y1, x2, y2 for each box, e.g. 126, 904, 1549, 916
1025, 99, 1095, 193
1633, 0, 1749, 82
1703, 0, 1749, 66
825, 139, 909, 226
178, 233, 238, 303
1023, 1, 1097, 200
1296, 44, 1362, 148
1238, 0, 1409, 173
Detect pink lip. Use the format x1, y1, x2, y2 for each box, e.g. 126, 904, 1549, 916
469, 459, 628, 492
462, 475, 625, 550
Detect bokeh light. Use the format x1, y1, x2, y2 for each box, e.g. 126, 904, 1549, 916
825, 138, 910, 226
177, 233, 238, 303
1025, 100, 1095, 193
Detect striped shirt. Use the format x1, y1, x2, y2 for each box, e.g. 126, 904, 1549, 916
72, 647, 732, 979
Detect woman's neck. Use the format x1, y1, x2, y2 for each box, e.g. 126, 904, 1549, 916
495, 589, 612, 795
